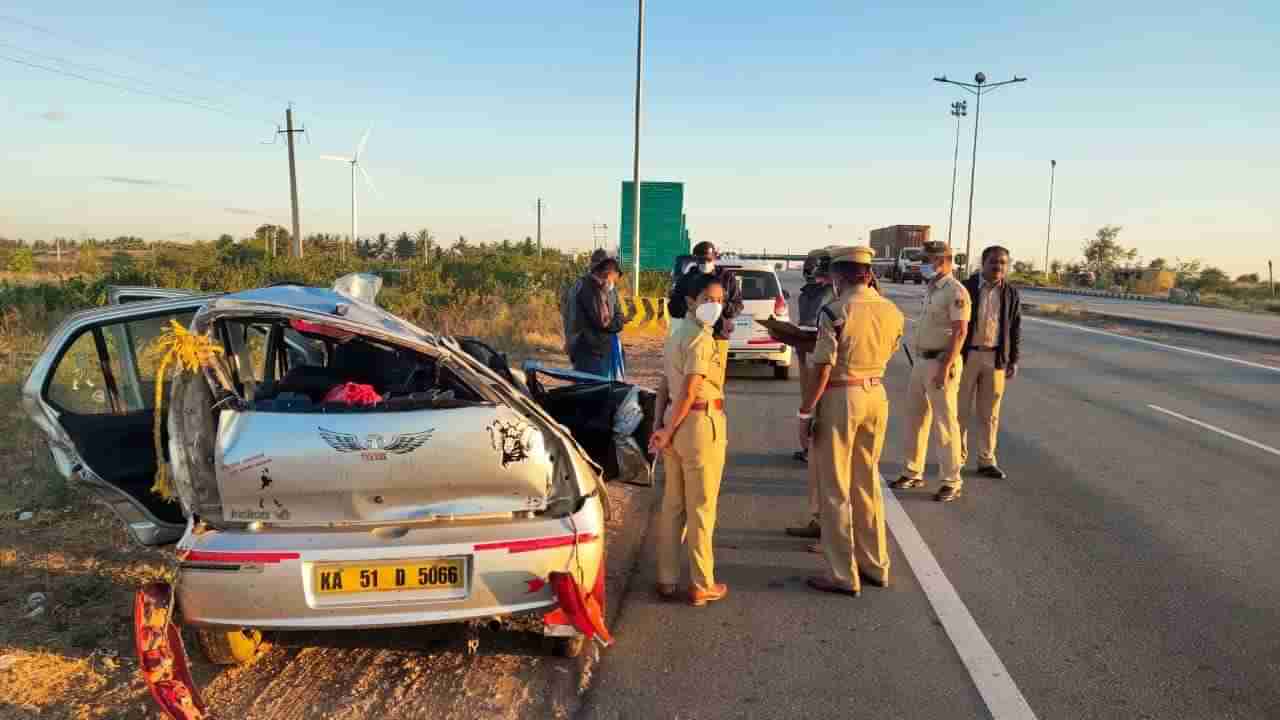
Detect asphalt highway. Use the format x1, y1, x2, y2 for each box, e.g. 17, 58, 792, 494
1018, 287, 1280, 340
582, 272, 1280, 719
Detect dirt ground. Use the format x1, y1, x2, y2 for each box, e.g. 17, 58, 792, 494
0, 335, 664, 720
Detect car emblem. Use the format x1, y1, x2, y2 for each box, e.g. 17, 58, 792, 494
319, 427, 435, 461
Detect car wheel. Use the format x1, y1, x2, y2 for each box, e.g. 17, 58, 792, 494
773, 364, 790, 380
196, 627, 265, 666
548, 634, 588, 658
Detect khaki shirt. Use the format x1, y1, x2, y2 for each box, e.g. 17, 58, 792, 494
662, 317, 724, 421
915, 273, 971, 352
973, 279, 1002, 347
812, 286, 905, 378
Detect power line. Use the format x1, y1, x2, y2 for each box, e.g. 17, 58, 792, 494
0, 40, 234, 111
0, 13, 286, 107
0, 52, 273, 127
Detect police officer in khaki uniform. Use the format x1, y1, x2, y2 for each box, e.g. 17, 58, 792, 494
650, 272, 730, 607
799, 246, 904, 595
890, 241, 971, 502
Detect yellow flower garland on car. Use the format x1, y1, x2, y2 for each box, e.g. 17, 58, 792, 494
146, 320, 225, 501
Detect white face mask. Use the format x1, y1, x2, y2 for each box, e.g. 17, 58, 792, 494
698, 260, 715, 274
694, 301, 723, 326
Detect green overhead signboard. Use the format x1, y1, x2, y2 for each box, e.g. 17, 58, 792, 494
619, 181, 687, 272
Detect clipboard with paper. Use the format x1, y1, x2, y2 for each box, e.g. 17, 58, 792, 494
755, 317, 818, 354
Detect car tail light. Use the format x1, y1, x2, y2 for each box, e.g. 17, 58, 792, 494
549, 568, 612, 646
134, 582, 208, 720
774, 295, 787, 316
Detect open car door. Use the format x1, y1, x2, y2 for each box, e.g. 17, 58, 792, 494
521, 362, 657, 486
23, 297, 211, 545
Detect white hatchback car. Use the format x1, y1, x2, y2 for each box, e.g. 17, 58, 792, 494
23, 276, 647, 686
719, 262, 793, 380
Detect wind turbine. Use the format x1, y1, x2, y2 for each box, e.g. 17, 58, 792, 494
321, 128, 377, 257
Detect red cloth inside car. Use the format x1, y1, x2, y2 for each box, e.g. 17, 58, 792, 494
323, 382, 383, 406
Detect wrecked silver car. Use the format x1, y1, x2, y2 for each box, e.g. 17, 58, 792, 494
23, 275, 651, 710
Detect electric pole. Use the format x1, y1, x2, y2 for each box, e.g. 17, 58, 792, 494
947, 100, 967, 248
1044, 159, 1057, 282
278, 105, 305, 258
536, 198, 543, 258
933, 72, 1028, 275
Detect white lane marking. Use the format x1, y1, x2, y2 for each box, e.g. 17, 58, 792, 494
1024, 316, 1280, 374
1147, 405, 1280, 458
880, 474, 1039, 720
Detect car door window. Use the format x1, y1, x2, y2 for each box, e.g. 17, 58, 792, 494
47, 332, 111, 414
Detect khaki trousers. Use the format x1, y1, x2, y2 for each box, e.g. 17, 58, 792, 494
959, 350, 1006, 467
656, 410, 728, 590
815, 384, 890, 589
902, 356, 964, 489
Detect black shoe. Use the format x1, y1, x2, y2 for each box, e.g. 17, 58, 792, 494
858, 570, 888, 588
977, 465, 1007, 480
934, 486, 962, 503
785, 518, 821, 538
890, 476, 925, 490
793, 450, 808, 464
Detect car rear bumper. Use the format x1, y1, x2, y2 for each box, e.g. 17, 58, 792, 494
728, 343, 792, 364
176, 499, 604, 631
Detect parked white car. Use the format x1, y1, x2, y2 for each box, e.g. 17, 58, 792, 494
719, 262, 793, 380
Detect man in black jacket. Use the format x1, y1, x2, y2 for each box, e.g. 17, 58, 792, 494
959, 245, 1021, 480
571, 256, 625, 377
668, 241, 744, 391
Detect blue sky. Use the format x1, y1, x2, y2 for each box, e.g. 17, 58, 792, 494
2, 1, 1277, 275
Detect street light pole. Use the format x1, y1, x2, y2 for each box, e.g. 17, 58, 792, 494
933, 72, 1027, 275
947, 100, 967, 248
1044, 159, 1057, 282
630, 0, 645, 294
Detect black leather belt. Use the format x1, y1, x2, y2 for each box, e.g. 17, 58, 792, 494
970, 345, 998, 351
921, 349, 946, 360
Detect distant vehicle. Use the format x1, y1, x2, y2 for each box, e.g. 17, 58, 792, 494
717, 262, 793, 380
892, 247, 927, 284
872, 258, 896, 278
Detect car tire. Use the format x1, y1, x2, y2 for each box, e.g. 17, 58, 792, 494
548, 634, 588, 658
196, 627, 265, 666
773, 364, 790, 380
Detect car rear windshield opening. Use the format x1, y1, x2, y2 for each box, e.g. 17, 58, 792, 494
735, 270, 782, 300
216, 318, 486, 413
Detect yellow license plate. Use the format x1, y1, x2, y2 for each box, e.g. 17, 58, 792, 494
314, 558, 465, 594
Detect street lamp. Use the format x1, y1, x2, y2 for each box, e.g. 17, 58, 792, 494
933, 72, 1028, 275
947, 100, 967, 248
1044, 159, 1057, 282
630, 0, 645, 294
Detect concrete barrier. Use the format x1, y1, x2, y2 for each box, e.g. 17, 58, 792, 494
621, 296, 669, 335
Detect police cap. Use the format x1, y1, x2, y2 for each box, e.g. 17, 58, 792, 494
922, 240, 953, 257
829, 245, 874, 266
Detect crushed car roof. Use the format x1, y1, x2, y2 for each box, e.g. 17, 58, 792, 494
200, 283, 436, 346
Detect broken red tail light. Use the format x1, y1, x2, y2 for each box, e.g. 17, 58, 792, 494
474, 532, 598, 554
134, 582, 211, 720
179, 550, 300, 564
774, 295, 788, 316
549, 569, 612, 646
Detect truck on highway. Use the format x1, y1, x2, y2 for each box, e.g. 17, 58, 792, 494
869, 225, 930, 284
890, 247, 928, 284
